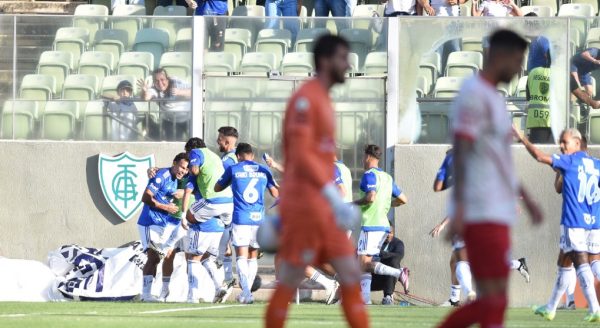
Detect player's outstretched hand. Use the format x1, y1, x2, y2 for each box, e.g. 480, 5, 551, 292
164, 203, 179, 215
429, 221, 446, 238
181, 215, 189, 230
147, 167, 159, 179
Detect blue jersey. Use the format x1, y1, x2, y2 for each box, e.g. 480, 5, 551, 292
138, 168, 179, 227
436, 152, 454, 190
571, 48, 600, 75
552, 151, 600, 229
217, 160, 276, 226
189, 217, 225, 232
334, 164, 343, 185
222, 150, 237, 171
195, 0, 227, 15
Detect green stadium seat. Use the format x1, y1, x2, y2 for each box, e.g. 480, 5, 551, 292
79, 51, 114, 79
255, 29, 291, 67
225, 28, 253, 68
118, 52, 154, 80
63, 74, 99, 101
433, 76, 465, 98
1, 100, 38, 139
516, 75, 528, 97
347, 52, 359, 74
101, 74, 136, 97
82, 101, 111, 140
418, 70, 433, 96
339, 29, 372, 67
571, 0, 598, 15
521, 5, 553, 16
153, 5, 187, 16
42, 101, 80, 140
240, 52, 277, 75
416, 75, 427, 98
587, 28, 600, 48
295, 28, 329, 53
133, 28, 170, 70
160, 52, 192, 79
110, 5, 146, 47
346, 78, 384, 99
20, 74, 56, 100
364, 51, 387, 75
53, 27, 90, 69
461, 37, 483, 54
589, 109, 600, 144
204, 52, 238, 75
174, 28, 192, 52
559, 4, 593, 47
73, 4, 109, 41
281, 52, 314, 76
93, 29, 129, 63
37, 51, 73, 94
531, 0, 557, 15
350, 5, 383, 30
151, 7, 187, 50
445, 51, 482, 77
420, 52, 441, 86
230, 5, 265, 45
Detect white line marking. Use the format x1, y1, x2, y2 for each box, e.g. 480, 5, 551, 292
0, 314, 27, 317
139, 304, 246, 314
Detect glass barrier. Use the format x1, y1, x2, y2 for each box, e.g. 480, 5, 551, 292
395, 17, 570, 144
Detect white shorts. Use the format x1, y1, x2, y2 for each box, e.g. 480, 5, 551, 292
190, 199, 233, 225
357, 230, 388, 256
164, 222, 186, 250
560, 225, 600, 254
185, 229, 223, 256
232, 224, 260, 249
452, 236, 465, 251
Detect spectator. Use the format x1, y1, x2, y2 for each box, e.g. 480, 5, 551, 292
371, 229, 405, 305
314, 0, 349, 31
103, 80, 138, 141
157, 0, 187, 6
265, 0, 300, 41
111, 0, 144, 10
571, 48, 600, 100
384, 0, 420, 16
185, 0, 228, 51
138, 68, 191, 141
472, 0, 523, 16
526, 50, 553, 144
525, 13, 551, 73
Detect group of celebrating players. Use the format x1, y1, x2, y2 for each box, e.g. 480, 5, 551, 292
132, 28, 600, 328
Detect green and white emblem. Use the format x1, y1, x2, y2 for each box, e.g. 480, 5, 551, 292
98, 152, 155, 221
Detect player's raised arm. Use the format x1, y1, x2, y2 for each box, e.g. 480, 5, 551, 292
266, 169, 279, 199
513, 124, 553, 165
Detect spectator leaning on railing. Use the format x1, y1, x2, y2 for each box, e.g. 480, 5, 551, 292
138, 68, 192, 141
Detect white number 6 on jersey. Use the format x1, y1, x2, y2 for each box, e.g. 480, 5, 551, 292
243, 178, 260, 203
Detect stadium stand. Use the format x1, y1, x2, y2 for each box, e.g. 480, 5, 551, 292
20, 74, 56, 100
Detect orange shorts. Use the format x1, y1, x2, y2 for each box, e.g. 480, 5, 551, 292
277, 206, 354, 267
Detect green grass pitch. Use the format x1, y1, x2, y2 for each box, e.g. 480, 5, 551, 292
0, 302, 596, 328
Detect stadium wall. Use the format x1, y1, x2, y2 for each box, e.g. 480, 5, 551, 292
0, 141, 583, 306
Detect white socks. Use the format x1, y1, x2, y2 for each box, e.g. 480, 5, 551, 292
374, 262, 401, 279
547, 267, 572, 312
202, 257, 223, 290
187, 260, 201, 301
161, 276, 170, 297
142, 275, 153, 297
566, 266, 577, 304
510, 259, 521, 270
456, 261, 474, 295
237, 256, 250, 296
360, 273, 372, 304
450, 284, 461, 303
223, 256, 234, 282
577, 263, 600, 313
310, 270, 334, 290
248, 258, 258, 289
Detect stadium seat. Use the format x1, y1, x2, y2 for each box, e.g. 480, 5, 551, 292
417, 70, 433, 96
433, 76, 465, 98
53, 27, 90, 69
37, 51, 74, 94
153, 5, 187, 16
364, 51, 387, 75
79, 51, 114, 79
461, 37, 483, 54
571, 0, 598, 15
91, 0, 111, 11
224, 28, 253, 68
559, 3, 594, 16
101, 74, 136, 97
587, 27, 600, 48
420, 52, 441, 85
240, 52, 277, 75
110, 4, 146, 47
445, 51, 483, 77
93, 29, 129, 63
20, 74, 56, 100
230, 5, 266, 44
294, 28, 330, 53
118, 52, 154, 80
516, 75, 528, 97
42, 101, 80, 140
82, 101, 111, 140
204, 52, 238, 74
416, 74, 427, 98
255, 29, 292, 67
347, 52, 360, 74
1, 100, 38, 139
231, 4, 265, 16
459, 3, 471, 16
152, 7, 187, 50
174, 28, 192, 52
589, 109, 600, 144
281, 52, 314, 76
73, 4, 109, 41
531, 0, 558, 15
521, 5, 553, 17
351, 4, 384, 30
160, 52, 192, 79
346, 78, 385, 99
133, 28, 170, 70
62, 74, 99, 101
260, 80, 294, 98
